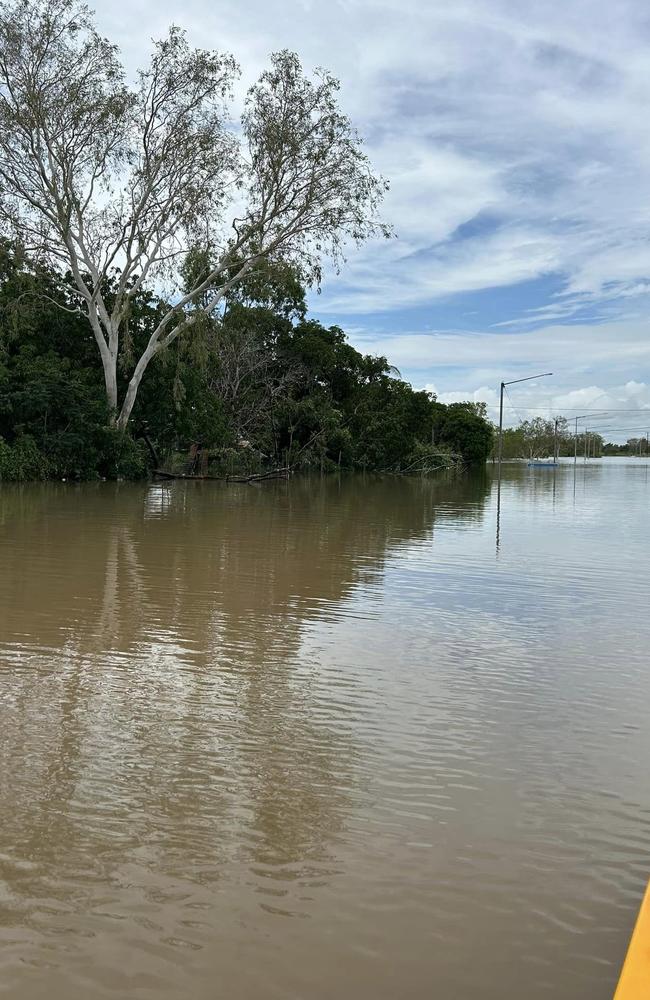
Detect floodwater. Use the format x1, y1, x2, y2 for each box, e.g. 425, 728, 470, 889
1, 461, 649, 1000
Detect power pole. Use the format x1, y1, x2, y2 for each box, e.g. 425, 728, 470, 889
498, 381, 504, 467
574, 412, 607, 464
498, 372, 552, 470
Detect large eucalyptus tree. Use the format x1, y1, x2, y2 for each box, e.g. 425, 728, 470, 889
0, 0, 388, 429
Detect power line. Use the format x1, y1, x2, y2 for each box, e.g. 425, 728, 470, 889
575, 426, 650, 434
499, 406, 650, 413
503, 385, 528, 424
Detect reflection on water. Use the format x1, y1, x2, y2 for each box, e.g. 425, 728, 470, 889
1, 464, 649, 999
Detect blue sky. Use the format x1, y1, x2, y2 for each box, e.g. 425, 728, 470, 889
100, 0, 650, 437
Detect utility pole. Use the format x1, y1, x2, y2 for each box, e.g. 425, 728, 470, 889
498, 372, 553, 470
574, 414, 597, 465
553, 418, 559, 462
498, 383, 504, 466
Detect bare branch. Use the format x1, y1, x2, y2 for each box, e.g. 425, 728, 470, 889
0, 3, 388, 429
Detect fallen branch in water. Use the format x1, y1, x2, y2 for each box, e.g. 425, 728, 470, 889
225, 467, 290, 483
153, 466, 290, 483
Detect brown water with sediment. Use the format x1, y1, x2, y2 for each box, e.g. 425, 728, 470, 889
1, 464, 649, 999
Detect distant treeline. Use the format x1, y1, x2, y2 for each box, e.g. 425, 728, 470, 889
601, 439, 649, 456
0, 246, 493, 481
498, 417, 648, 459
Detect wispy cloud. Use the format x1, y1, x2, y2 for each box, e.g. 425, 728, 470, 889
99, 0, 650, 314
349, 317, 650, 437
349, 319, 650, 375
97, 0, 650, 404
432, 381, 650, 440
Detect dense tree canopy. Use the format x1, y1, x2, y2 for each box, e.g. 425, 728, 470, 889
0, 245, 494, 480
0, 0, 389, 429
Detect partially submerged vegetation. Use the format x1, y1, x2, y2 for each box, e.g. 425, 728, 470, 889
0, 0, 493, 482
0, 247, 494, 480
497, 417, 644, 460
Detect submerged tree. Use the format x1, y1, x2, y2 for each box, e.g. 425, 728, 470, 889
0, 0, 389, 430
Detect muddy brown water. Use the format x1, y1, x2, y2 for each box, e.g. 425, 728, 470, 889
1, 462, 649, 999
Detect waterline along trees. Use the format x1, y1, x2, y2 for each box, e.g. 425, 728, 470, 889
0, 0, 389, 431
0, 246, 495, 480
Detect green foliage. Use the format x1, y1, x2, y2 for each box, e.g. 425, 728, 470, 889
434, 404, 494, 463
0, 434, 50, 480
603, 438, 648, 456
0, 243, 494, 479
497, 417, 604, 460
95, 429, 148, 480
0, 242, 149, 479
0, 4, 389, 429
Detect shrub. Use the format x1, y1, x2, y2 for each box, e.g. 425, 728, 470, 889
0, 434, 51, 480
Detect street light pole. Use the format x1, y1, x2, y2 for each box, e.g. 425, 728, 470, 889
573, 414, 594, 466
498, 382, 505, 466
498, 372, 552, 470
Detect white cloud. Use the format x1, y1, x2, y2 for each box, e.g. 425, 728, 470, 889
316, 225, 564, 314
94, 0, 650, 316
347, 317, 650, 439
423, 379, 650, 442
349, 318, 650, 374
91, 0, 650, 405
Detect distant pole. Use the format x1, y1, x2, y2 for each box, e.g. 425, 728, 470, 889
553, 418, 559, 462
584, 431, 588, 462
574, 413, 602, 466
498, 372, 552, 471
498, 381, 505, 468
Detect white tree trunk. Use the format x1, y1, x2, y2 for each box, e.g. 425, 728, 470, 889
102, 354, 119, 419
115, 342, 159, 432
88, 313, 119, 421
115, 311, 202, 432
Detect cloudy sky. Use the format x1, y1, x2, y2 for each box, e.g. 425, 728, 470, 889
99, 0, 650, 437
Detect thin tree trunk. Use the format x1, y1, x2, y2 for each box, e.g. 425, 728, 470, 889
116, 341, 159, 431
101, 351, 118, 419
115, 314, 199, 431
88, 310, 119, 421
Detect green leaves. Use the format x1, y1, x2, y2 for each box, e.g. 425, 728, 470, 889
0, 244, 494, 479
0, 4, 390, 428
434, 404, 494, 464
241, 49, 391, 285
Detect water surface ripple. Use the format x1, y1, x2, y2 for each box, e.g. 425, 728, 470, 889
1, 462, 649, 998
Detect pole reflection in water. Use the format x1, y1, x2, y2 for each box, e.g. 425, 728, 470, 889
495, 467, 502, 554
